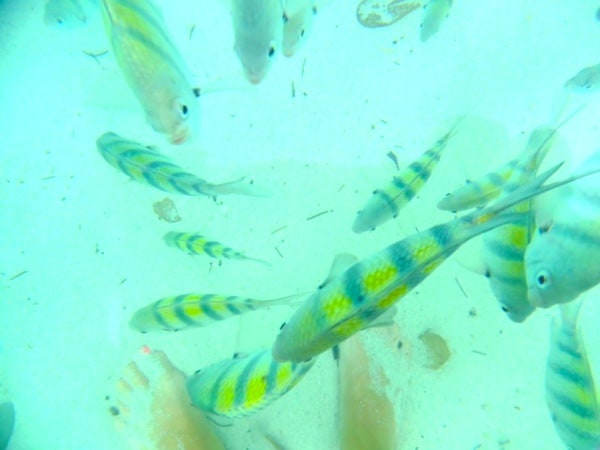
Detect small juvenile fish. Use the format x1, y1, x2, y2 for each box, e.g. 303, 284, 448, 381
420, 0, 452, 42
231, 0, 284, 83
565, 62, 600, 94
481, 126, 556, 322
437, 128, 558, 213
44, 0, 98, 28
100, 0, 198, 143
545, 300, 600, 450
353, 120, 460, 233
273, 163, 584, 363
163, 231, 269, 265
97, 132, 258, 197
186, 349, 314, 418
130, 293, 299, 332
282, 0, 316, 57
525, 151, 600, 308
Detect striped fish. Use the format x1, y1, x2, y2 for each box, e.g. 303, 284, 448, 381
437, 127, 558, 213
420, 0, 452, 42
353, 119, 460, 233
129, 292, 300, 332
186, 349, 314, 418
100, 0, 198, 144
231, 0, 284, 84
273, 163, 593, 362
525, 150, 600, 308
545, 299, 600, 450
481, 126, 556, 322
282, 0, 316, 57
163, 231, 269, 265
97, 132, 258, 197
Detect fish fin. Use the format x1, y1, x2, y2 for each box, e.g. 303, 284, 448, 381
363, 306, 398, 329
0, 402, 15, 450
318, 253, 359, 289
558, 298, 584, 329
453, 236, 489, 276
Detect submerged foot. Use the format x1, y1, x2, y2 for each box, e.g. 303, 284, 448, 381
112, 347, 224, 450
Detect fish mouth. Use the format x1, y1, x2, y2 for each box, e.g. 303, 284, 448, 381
170, 127, 190, 145
527, 288, 545, 308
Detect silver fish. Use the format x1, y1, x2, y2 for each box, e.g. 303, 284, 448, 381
231, 0, 284, 83
100, 0, 198, 144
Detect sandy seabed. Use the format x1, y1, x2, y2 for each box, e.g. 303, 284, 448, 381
2, 0, 600, 449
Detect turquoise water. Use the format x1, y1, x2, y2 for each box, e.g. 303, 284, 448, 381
2, 1, 600, 449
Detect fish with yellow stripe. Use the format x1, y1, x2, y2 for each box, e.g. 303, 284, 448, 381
129, 292, 300, 332
353, 119, 460, 233
100, 0, 198, 144
545, 299, 600, 450
273, 163, 598, 362
164, 231, 269, 265
97, 132, 259, 197
186, 349, 314, 418
437, 126, 558, 213
481, 126, 557, 322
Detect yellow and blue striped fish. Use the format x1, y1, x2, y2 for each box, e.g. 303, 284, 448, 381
100, 0, 198, 144
546, 299, 600, 450
481, 126, 556, 322
437, 126, 558, 212
97, 132, 257, 197
130, 292, 299, 332
353, 120, 460, 233
164, 231, 269, 265
273, 164, 592, 362
186, 349, 314, 418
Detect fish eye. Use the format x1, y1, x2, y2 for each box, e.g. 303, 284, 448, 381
538, 223, 551, 234
536, 270, 550, 288
179, 103, 189, 119
268, 46, 275, 58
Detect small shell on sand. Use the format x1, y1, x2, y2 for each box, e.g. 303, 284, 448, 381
418, 329, 451, 370
356, 0, 422, 28
153, 197, 182, 223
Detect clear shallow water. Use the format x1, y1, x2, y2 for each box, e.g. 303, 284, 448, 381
1, 1, 600, 449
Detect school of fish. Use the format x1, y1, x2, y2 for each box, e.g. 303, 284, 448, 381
42, 0, 600, 448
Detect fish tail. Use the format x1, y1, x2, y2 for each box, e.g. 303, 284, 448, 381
263, 292, 308, 307
472, 159, 600, 224
468, 162, 564, 225
196, 177, 271, 197
163, 231, 180, 247
245, 255, 272, 267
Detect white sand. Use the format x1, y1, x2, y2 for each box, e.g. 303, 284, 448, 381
1, 0, 600, 449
